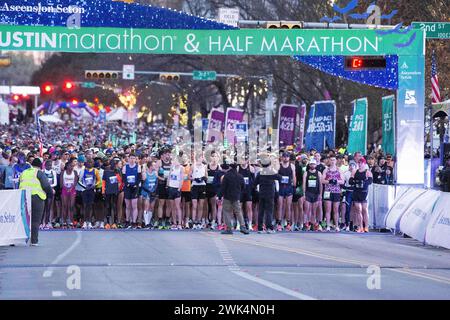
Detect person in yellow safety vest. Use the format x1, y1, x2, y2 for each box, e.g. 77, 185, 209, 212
19, 158, 54, 246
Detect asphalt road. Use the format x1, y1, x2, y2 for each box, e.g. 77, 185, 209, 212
1, 230, 450, 300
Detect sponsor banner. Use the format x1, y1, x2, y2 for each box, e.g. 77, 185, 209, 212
305, 101, 335, 152
278, 104, 298, 147
0, 25, 423, 56
396, 55, 425, 184
347, 98, 368, 155
296, 104, 307, 151
425, 193, 450, 249
385, 188, 427, 231
399, 190, 441, 243
224, 108, 244, 145
0, 190, 31, 246
368, 184, 396, 229
382, 95, 396, 155
206, 109, 225, 144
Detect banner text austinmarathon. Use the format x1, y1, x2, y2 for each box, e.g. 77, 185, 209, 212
0, 25, 421, 56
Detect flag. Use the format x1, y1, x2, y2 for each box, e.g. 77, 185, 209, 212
431, 51, 441, 103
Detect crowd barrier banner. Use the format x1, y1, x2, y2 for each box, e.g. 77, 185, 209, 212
0, 190, 31, 246
369, 184, 396, 229
368, 184, 375, 228
394, 185, 411, 200
399, 190, 441, 243
385, 188, 427, 231
425, 193, 450, 249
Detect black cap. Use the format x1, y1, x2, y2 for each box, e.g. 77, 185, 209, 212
31, 158, 42, 167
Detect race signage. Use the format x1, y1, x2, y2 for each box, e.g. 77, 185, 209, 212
0, 25, 423, 56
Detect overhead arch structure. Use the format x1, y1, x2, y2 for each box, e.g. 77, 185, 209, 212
0, 0, 426, 185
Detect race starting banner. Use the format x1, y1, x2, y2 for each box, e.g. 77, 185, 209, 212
347, 98, 368, 155
278, 104, 298, 148
382, 95, 396, 155
305, 101, 336, 152
0, 190, 31, 246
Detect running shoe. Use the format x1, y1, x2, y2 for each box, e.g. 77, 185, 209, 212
317, 224, 323, 232
276, 224, 283, 232
100, 222, 105, 229
177, 225, 183, 230
335, 227, 340, 232
46, 223, 53, 230
267, 229, 276, 234
320, 221, 327, 229
326, 226, 331, 232
111, 224, 117, 229
87, 222, 93, 229
158, 225, 164, 230
364, 227, 369, 233
356, 227, 364, 233
68, 223, 74, 229
252, 224, 258, 232
39, 224, 44, 230
82, 222, 87, 229
345, 226, 350, 232
171, 224, 177, 230
258, 230, 265, 234
217, 224, 224, 231
285, 224, 292, 232
105, 223, 111, 229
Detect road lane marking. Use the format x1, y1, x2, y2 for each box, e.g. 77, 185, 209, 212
43, 231, 82, 278
215, 234, 450, 286
210, 234, 317, 300
231, 270, 316, 300
51, 291, 67, 297
388, 268, 450, 285
266, 271, 367, 277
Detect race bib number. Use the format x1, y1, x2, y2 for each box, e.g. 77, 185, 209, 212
109, 176, 118, 184
281, 176, 289, 184
65, 182, 73, 189
244, 177, 249, 185
170, 174, 178, 181
323, 191, 331, 200
207, 176, 214, 184
85, 176, 94, 186
163, 170, 170, 179
184, 175, 189, 181
127, 175, 136, 184
356, 181, 364, 189
308, 179, 317, 188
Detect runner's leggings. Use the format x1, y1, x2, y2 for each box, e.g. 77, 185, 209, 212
105, 194, 118, 224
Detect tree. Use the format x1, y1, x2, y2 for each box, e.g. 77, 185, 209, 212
0, 52, 39, 85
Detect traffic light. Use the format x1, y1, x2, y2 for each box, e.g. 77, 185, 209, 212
64, 81, 75, 90
41, 83, 54, 94
266, 21, 302, 29
85, 70, 119, 79
159, 73, 180, 81
12, 94, 20, 102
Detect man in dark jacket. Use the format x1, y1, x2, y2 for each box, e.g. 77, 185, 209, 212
439, 157, 450, 192
220, 161, 249, 235
254, 154, 281, 233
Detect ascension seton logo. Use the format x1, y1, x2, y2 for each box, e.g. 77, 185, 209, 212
0, 2, 85, 15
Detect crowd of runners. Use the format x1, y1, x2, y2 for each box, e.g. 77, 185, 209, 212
0, 122, 396, 234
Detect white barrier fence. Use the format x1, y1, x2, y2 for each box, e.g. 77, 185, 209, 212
0, 190, 32, 246
369, 184, 450, 249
